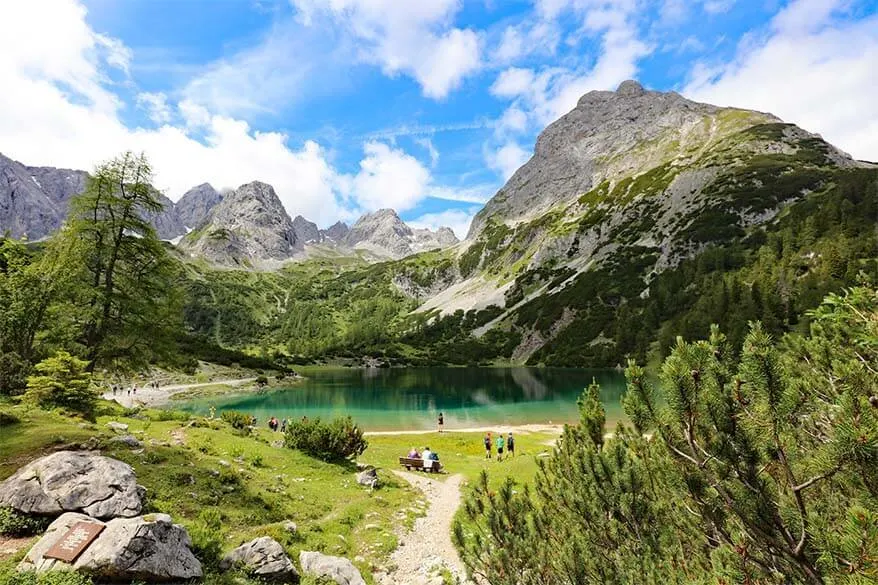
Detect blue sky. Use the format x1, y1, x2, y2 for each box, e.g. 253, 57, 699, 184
1, 0, 876, 236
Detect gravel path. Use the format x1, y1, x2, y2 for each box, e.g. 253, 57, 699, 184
100, 378, 257, 407
377, 471, 471, 585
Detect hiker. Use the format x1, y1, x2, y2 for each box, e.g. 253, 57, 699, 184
280, 418, 288, 433
132, 384, 137, 395
112, 384, 117, 396
127, 386, 131, 397
484, 432, 492, 459
496, 433, 505, 462
507, 432, 515, 457
407, 446, 420, 458
437, 412, 444, 433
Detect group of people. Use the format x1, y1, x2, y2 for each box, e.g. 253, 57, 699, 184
407, 446, 441, 468
110, 380, 161, 397
267, 416, 288, 433
484, 432, 515, 461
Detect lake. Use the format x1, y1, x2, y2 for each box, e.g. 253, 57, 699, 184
177, 367, 628, 431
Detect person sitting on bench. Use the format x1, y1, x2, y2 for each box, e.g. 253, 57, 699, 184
407, 446, 421, 458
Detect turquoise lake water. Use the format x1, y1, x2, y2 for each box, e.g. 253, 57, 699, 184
176, 367, 627, 431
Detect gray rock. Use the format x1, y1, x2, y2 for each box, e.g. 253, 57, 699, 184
283, 521, 298, 535
106, 421, 129, 433
110, 435, 142, 449
322, 221, 350, 241
343, 209, 458, 260
179, 181, 302, 266
176, 183, 222, 229
219, 536, 298, 582
0, 451, 145, 519
19, 512, 202, 582
0, 153, 86, 240
141, 189, 187, 240
355, 468, 378, 489
292, 215, 323, 244
299, 551, 365, 585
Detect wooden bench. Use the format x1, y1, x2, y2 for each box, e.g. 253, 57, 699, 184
399, 457, 442, 473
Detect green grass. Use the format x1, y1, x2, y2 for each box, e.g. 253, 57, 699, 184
364, 429, 558, 486
0, 400, 421, 584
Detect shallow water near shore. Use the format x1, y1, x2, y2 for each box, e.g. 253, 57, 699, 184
175, 367, 627, 431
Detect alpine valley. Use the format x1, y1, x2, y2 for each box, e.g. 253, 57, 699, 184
2, 81, 876, 367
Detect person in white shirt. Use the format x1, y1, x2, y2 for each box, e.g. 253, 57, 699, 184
422, 447, 433, 469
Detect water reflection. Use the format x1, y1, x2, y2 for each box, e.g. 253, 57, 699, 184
176, 367, 627, 431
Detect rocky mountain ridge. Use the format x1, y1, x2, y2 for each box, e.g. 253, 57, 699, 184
0, 153, 459, 264
405, 80, 873, 364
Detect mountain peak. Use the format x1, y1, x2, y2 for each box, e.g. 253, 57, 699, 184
616, 79, 646, 97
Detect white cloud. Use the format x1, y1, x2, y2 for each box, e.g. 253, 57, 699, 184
181, 18, 343, 116
486, 141, 530, 181
408, 207, 480, 240
349, 141, 432, 212
414, 137, 439, 167
490, 67, 537, 98
136, 92, 172, 124
685, 0, 878, 161
290, 0, 481, 99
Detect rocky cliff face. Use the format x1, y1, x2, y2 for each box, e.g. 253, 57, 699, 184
0, 153, 87, 240
343, 209, 459, 259
323, 221, 350, 242
176, 183, 222, 229
0, 153, 188, 241
292, 215, 323, 244
180, 181, 301, 266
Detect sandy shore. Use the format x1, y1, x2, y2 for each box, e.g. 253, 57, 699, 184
364, 423, 565, 436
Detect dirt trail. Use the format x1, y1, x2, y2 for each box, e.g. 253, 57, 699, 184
377, 471, 470, 585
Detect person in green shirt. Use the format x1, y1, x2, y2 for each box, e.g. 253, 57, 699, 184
495, 434, 505, 462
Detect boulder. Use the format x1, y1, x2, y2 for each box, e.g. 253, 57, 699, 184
219, 536, 298, 582
283, 521, 298, 535
19, 512, 202, 582
106, 422, 129, 433
0, 451, 146, 519
356, 468, 378, 489
110, 435, 142, 449
299, 551, 365, 585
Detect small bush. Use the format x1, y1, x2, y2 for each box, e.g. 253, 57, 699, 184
255, 375, 269, 388
220, 410, 254, 430
0, 506, 51, 537
284, 416, 367, 462
24, 352, 97, 416
188, 508, 225, 567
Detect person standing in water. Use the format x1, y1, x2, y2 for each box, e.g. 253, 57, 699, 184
437, 412, 444, 433
496, 433, 505, 462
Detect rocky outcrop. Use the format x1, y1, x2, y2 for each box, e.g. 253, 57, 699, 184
299, 551, 365, 585
143, 190, 187, 240
19, 512, 202, 582
179, 181, 301, 266
355, 468, 378, 489
176, 183, 223, 229
344, 209, 459, 260
292, 215, 322, 244
219, 537, 298, 583
0, 451, 146, 519
323, 221, 350, 242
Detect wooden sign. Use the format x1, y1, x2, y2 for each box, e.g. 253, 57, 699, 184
44, 521, 104, 563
